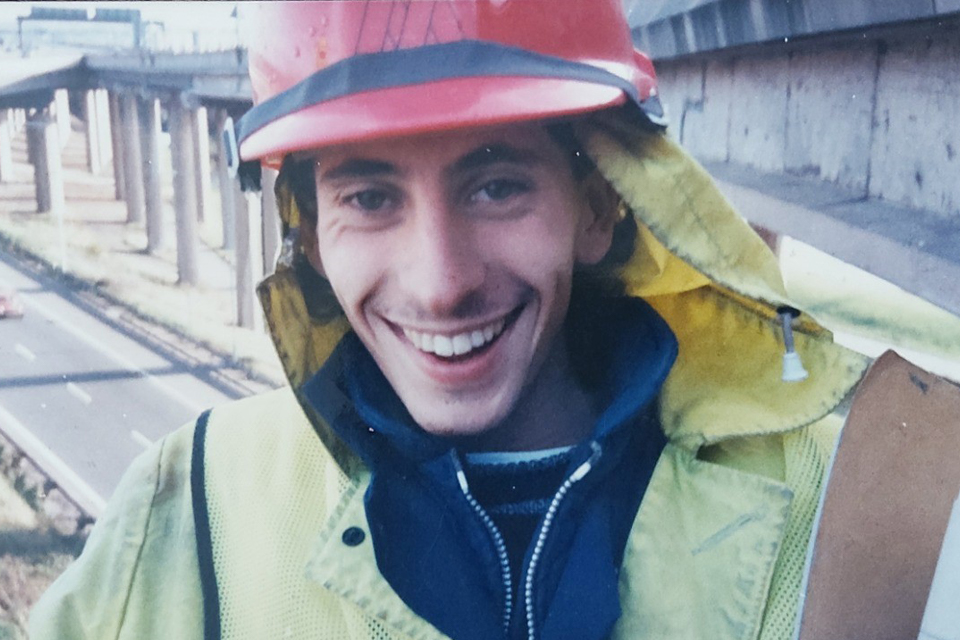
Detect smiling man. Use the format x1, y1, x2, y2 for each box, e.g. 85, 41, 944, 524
31, 2, 871, 640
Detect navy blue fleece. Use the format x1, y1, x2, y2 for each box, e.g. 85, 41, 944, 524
301, 297, 677, 640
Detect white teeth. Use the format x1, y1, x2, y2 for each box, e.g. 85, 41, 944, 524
408, 331, 422, 350
433, 335, 454, 357
401, 317, 509, 359
452, 334, 472, 355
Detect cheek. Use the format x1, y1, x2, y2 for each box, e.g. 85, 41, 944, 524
489, 207, 581, 284
314, 234, 384, 313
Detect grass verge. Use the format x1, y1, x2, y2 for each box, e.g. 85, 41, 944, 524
0, 471, 84, 639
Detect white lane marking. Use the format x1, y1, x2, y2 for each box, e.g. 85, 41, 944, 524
15, 343, 36, 362
19, 292, 207, 414
0, 401, 106, 518
130, 429, 153, 450
66, 382, 93, 405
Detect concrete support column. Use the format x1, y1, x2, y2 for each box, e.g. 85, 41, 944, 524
83, 90, 101, 173
192, 106, 211, 223
0, 109, 14, 183
139, 96, 165, 253
169, 99, 200, 286
26, 112, 65, 215
95, 90, 112, 165
120, 94, 145, 224
748, 0, 769, 41
108, 93, 126, 201
54, 89, 71, 148
261, 167, 281, 277
11, 108, 24, 132
214, 110, 235, 250
235, 188, 264, 330
26, 110, 40, 166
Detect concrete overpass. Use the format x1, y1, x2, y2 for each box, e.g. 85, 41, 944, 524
0, 49, 275, 329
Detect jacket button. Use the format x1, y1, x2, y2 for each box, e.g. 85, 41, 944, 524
341, 526, 365, 547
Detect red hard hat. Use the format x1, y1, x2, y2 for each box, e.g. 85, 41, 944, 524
237, 0, 664, 164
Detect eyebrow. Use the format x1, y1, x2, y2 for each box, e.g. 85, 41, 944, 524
319, 158, 399, 181
318, 143, 543, 182
449, 144, 544, 176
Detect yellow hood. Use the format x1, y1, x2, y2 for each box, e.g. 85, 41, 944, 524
257, 107, 869, 464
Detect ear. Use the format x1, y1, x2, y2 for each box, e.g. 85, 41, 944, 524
574, 172, 621, 265
298, 215, 327, 277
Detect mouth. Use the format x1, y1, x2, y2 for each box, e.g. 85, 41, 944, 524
395, 307, 524, 362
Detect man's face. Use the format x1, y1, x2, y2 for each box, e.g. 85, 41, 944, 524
306, 122, 615, 439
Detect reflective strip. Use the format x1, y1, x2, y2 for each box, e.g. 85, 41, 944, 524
237, 39, 652, 146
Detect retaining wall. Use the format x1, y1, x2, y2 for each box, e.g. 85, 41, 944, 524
655, 25, 960, 219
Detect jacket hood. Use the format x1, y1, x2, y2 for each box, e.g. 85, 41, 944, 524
256, 106, 869, 471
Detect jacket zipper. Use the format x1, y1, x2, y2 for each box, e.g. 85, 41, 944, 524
452, 452, 514, 637
523, 442, 602, 640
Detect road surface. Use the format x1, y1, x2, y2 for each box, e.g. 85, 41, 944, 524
0, 249, 261, 510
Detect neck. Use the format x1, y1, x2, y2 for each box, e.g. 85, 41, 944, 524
462, 340, 595, 452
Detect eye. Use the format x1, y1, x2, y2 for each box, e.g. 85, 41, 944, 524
470, 179, 529, 203
343, 188, 394, 213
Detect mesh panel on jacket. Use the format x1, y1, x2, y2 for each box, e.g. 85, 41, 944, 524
759, 414, 843, 640
204, 389, 432, 640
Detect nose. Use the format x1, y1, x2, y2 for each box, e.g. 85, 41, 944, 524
402, 199, 487, 317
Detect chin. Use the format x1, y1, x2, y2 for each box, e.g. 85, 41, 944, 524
407, 398, 514, 441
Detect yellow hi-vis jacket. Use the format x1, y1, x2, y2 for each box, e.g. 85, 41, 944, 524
29, 110, 869, 640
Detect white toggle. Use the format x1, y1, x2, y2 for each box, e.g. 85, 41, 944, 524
778, 308, 809, 383
782, 351, 809, 383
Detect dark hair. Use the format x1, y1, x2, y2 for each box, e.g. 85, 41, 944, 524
544, 122, 597, 181
281, 154, 319, 226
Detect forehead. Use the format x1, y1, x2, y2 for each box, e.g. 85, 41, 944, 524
312, 121, 570, 176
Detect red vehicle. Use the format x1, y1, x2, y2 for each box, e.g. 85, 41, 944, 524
0, 288, 24, 319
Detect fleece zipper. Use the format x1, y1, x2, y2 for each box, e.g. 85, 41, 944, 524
452, 442, 603, 640
452, 451, 514, 637
522, 442, 602, 640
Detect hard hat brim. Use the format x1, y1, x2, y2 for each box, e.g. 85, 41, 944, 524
240, 75, 628, 164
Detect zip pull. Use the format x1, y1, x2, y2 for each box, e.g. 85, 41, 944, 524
777, 306, 809, 383
569, 441, 602, 483
451, 453, 471, 493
